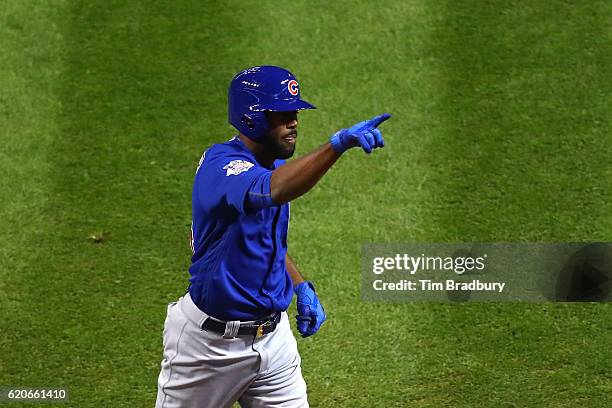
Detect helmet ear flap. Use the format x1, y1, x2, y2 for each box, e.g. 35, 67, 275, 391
241, 114, 255, 130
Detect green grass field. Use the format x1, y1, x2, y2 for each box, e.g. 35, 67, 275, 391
1, 1, 611, 406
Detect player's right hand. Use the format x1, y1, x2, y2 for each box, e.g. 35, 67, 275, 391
329, 113, 391, 154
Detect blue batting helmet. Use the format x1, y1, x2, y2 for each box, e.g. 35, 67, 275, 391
228, 66, 316, 140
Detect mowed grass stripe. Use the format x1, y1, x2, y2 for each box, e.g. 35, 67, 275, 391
408, 2, 612, 406
7, 2, 263, 407
0, 0, 68, 392
259, 7, 482, 406
225, 2, 451, 406
423, 1, 612, 241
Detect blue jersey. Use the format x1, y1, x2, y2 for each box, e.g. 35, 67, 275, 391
188, 136, 292, 321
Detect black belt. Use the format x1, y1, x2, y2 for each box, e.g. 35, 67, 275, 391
202, 313, 282, 338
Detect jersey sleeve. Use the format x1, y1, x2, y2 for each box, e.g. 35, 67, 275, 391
196, 152, 276, 214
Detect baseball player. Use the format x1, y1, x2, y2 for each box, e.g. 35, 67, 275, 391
156, 66, 390, 408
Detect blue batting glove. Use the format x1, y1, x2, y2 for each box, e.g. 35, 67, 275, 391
294, 281, 326, 338
329, 113, 391, 154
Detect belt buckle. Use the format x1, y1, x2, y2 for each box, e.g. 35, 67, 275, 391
255, 319, 272, 338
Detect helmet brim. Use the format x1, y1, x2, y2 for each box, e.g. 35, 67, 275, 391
251, 98, 316, 112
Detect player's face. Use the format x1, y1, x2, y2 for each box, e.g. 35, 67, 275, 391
262, 111, 298, 159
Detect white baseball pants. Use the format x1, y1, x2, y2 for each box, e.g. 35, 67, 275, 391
155, 292, 308, 408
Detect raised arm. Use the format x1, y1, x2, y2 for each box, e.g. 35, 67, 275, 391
270, 113, 391, 204
270, 143, 339, 204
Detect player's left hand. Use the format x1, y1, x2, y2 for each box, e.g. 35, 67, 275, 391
294, 281, 326, 337
329, 113, 391, 154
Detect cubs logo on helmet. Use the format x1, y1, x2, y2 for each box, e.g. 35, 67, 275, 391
227, 66, 316, 141
288, 80, 299, 96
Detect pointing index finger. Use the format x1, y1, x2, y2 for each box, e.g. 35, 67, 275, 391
369, 113, 392, 128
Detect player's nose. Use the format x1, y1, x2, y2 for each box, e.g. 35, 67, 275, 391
285, 111, 298, 128
287, 117, 298, 129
